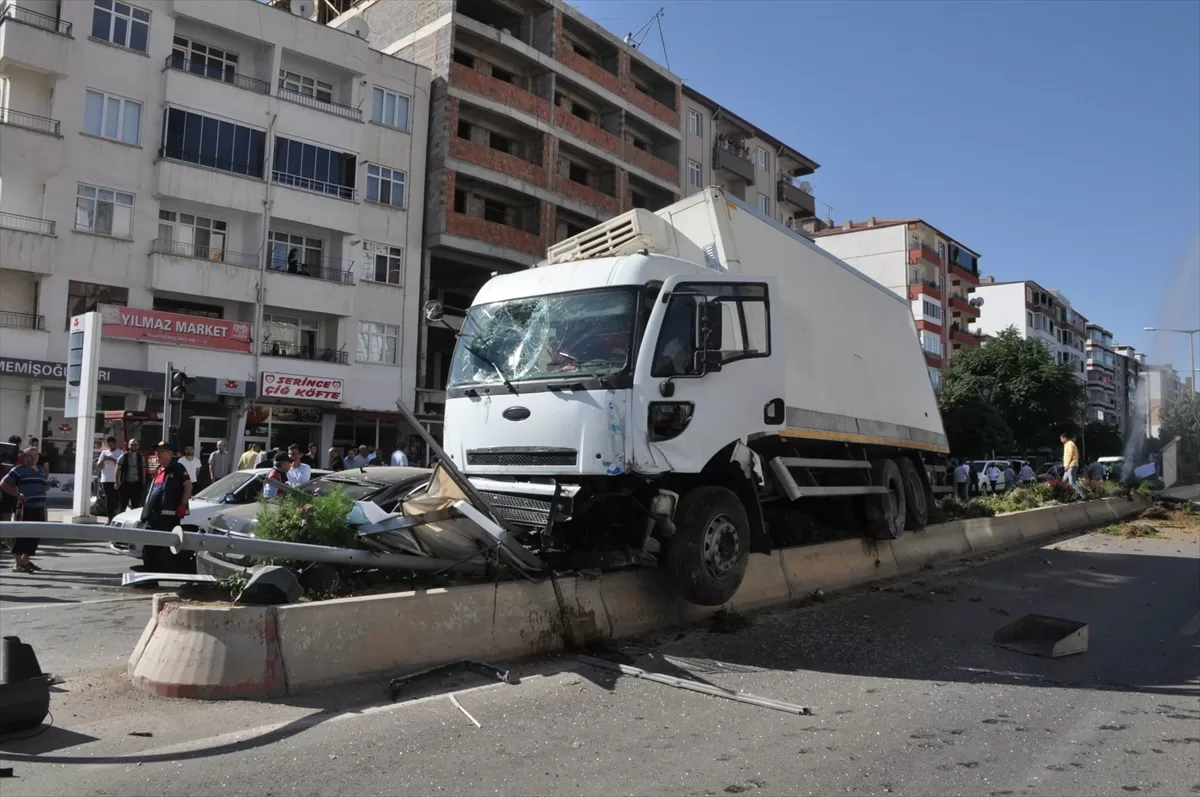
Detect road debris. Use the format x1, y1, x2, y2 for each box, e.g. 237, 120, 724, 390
389, 659, 518, 700
449, 693, 482, 727
993, 613, 1089, 658
578, 655, 813, 716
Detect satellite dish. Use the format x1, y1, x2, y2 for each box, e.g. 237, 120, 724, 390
290, 0, 314, 19
798, 181, 812, 194
345, 16, 371, 39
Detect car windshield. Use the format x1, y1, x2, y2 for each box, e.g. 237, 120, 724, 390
447, 288, 637, 388
194, 471, 258, 502
296, 476, 389, 501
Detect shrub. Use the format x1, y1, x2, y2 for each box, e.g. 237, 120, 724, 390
1140, 506, 1170, 520
255, 488, 357, 550
1031, 482, 1058, 503
935, 496, 996, 520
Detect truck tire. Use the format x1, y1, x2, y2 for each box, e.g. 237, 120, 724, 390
899, 458, 930, 530
865, 459, 906, 540
665, 486, 750, 606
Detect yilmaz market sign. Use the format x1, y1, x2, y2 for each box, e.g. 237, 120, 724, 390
98, 304, 252, 353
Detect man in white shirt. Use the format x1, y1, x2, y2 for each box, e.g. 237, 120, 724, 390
390, 444, 409, 467
96, 436, 121, 522
208, 439, 232, 483
953, 460, 970, 501
178, 445, 201, 484
985, 464, 1002, 493
286, 444, 311, 485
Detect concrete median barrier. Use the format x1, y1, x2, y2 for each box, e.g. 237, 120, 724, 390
129, 498, 1147, 700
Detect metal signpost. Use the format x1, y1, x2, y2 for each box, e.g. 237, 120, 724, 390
66, 312, 102, 522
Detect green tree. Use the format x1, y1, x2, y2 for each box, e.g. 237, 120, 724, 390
939, 389, 1015, 458
1082, 420, 1124, 459
942, 327, 1085, 454
1159, 392, 1200, 482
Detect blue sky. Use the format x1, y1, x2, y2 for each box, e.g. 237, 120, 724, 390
574, 0, 1200, 381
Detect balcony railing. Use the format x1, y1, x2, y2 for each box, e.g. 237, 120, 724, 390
260, 341, 349, 364
151, 238, 258, 268
166, 55, 270, 95
267, 256, 355, 285
0, 211, 55, 235
272, 171, 357, 202
277, 86, 362, 121
0, 2, 72, 36
948, 256, 980, 278
0, 311, 46, 330
159, 147, 265, 180
0, 108, 61, 136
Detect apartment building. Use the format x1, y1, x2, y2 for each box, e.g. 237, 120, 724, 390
679, 86, 819, 233
0, 0, 430, 482
812, 218, 983, 391
973, 280, 1091, 382
1145, 364, 1186, 438
1113, 344, 1144, 439
327, 0, 684, 421
1083, 322, 1121, 426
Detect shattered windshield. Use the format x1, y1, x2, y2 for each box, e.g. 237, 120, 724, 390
448, 289, 637, 388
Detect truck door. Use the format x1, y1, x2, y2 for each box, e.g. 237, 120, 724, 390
631, 274, 785, 473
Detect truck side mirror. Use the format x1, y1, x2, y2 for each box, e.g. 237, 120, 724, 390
423, 300, 444, 322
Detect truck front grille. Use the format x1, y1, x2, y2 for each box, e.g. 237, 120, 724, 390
467, 448, 578, 467
480, 490, 574, 528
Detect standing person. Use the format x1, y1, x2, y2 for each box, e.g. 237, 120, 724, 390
953, 459, 970, 501
1, 446, 50, 573
286, 444, 312, 485
985, 463, 1002, 494
328, 447, 344, 472
238, 443, 261, 471
255, 446, 272, 467
1018, 461, 1035, 486
1060, 432, 1088, 500
302, 443, 318, 467
390, 443, 409, 467
178, 444, 201, 484
1, 435, 25, 551
1003, 462, 1016, 492
365, 445, 378, 465
116, 439, 147, 512
96, 436, 121, 523
261, 452, 292, 499
140, 442, 192, 532
208, 440, 232, 483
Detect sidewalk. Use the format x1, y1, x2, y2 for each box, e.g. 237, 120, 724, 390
1163, 482, 1200, 501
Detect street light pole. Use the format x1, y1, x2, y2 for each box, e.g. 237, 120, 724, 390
1144, 326, 1200, 392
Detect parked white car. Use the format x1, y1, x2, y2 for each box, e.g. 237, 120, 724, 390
109, 467, 329, 569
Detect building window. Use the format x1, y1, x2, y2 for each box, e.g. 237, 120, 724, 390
91, 0, 150, 53
153, 297, 223, 319
687, 109, 702, 137
1026, 310, 1033, 328
67, 280, 128, 326
937, 242, 945, 262
357, 321, 399, 365
363, 242, 403, 286
170, 36, 238, 82
756, 193, 769, 215
938, 276, 945, 292
273, 136, 356, 199
75, 183, 134, 238
278, 70, 333, 103
687, 159, 701, 188
366, 164, 406, 208
927, 366, 944, 391
371, 87, 410, 131
158, 210, 227, 260
922, 300, 943, 321
268, 232, 323, 273
757, 147, 768, 172
920, 331, 943, 357
263, 313, 320, 357
162, 107, 266, 178
83, 89, 141, 145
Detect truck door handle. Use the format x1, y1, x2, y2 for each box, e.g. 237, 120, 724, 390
764, 398, 784, 425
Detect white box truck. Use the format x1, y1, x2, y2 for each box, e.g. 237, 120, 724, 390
429, 187, 952, 605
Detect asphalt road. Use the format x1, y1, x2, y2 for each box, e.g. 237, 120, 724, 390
1, 514, 1198, 796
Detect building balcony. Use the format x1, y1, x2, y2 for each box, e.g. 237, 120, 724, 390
0, 310, 44, 331
150, 238, 260, 305
449, 136, 548, 188
1, 110, 63, 173
924, 351, 945, 369
445, 210, 543, 257
166, 54, 270, 95
264, 264, 355, 317
271, 173, 359, 233
0, 210, 54, 236
914, 318, 943, 335
949, 294, 979, 317
0, 3, 73, 76
555, 37, 621, 95
156, 149, 264, 214
626, 145, 677, 185
0, 107, 60, 136
625, 83, 678, 127
0, 211, 56, 273
908, 244, 942, 267
277, 86, 362, 122
777, 178, 816, 218
555, 176, 619, 216
259, 340, 349, 365
713, 140, 755, 183
553, 106, 622, 157
949, 259, 980, 284
451, 62, 550, 121
266, 254, 355, 285
271, 171, 355, 203
908, 281, 943, 303
950, 325, 981, 346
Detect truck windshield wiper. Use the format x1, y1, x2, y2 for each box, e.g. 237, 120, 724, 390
552, 352, 613, 387
464, 343, 518, 394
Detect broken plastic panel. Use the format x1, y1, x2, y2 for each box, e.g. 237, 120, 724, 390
993, 614, 1089, 658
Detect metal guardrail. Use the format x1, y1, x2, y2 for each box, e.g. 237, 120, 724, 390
0, 211, 55, 235
151, 238, 258, 267
260, 341, 349, 364
0, 2, 72, 35
159, 147, 265, 180
0, 311, 45, 330
272, 171, 357, 202
277, 87, 362, 121
166, 55, 270, 95
0, 108, 61, 135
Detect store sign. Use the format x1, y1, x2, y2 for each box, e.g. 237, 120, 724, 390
98, 304, 252, 353
260, 371, 344, 403
0, 356, 161, 390
216, 379, 247, 397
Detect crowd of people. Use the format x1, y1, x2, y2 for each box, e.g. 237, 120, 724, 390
948, 432, 1098, 502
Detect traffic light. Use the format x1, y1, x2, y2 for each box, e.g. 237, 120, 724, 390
169, 368, 195, 401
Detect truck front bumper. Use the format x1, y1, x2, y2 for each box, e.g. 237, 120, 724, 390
467, 477, 582, 530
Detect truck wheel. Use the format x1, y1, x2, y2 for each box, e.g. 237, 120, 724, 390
665, 486, 750, 606
865, 459, 906, 540
899, 458, 930, 530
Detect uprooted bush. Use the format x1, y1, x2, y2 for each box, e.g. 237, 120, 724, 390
255, 488, 357, 550
934, 496, 996, 521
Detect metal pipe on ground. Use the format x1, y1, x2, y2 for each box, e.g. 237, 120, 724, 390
0, 523, 463, 572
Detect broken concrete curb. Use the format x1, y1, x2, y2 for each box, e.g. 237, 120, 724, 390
129, 497, 1146, 699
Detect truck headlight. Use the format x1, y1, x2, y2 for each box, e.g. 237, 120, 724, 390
648, 402, 695, 442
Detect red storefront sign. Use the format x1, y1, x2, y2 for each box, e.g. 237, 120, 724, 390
98, 304, 252, 353
260, 371, 344, 403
